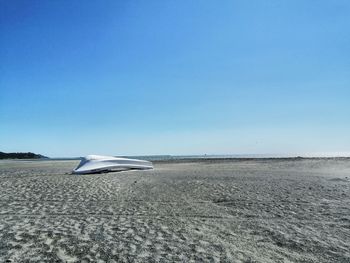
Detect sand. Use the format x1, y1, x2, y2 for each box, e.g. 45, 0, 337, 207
0, 158, 349, 262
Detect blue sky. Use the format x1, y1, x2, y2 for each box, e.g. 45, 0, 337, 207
1, 1, 349, 157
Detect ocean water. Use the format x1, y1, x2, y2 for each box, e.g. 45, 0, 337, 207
3, 153, 350, 163
123, 154, 304, 161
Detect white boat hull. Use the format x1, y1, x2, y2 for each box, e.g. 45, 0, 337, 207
73, 155, 153, 174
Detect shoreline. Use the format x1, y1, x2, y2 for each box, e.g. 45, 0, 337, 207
1, 156, 350, 163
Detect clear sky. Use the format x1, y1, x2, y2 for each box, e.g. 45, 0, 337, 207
1, 1, 349, 157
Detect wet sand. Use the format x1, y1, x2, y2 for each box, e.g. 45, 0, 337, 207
0, 158, 349, 262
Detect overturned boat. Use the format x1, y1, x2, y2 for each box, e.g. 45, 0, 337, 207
73, 155, 153, 174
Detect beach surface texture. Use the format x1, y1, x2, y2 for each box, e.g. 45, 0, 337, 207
0, 158, 349, 262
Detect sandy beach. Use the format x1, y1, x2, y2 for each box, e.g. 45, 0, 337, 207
0, 158, 349, 262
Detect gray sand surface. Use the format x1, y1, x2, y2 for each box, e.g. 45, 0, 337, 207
0, 159, 349, 262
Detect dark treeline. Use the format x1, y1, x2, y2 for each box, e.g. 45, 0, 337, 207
0, 152, 48, 159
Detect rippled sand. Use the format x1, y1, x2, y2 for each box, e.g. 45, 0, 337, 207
0, 158, 349, 262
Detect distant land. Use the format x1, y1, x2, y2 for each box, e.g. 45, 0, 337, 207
0, 151, 48, 160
